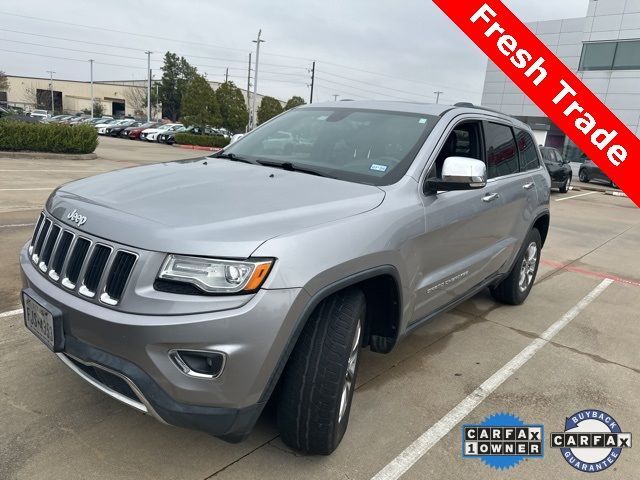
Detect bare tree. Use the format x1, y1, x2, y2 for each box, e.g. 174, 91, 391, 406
124, 85, 159, 119
0, 71, 8, 92
22, 84, 38, 107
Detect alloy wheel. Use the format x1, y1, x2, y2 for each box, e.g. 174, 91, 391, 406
518, 242, 538, 292
338, 319, 361, 424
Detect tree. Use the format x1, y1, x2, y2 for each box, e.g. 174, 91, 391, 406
124, 85, 159, 119
158, 52, 198, 121
257, 96, 283, 124
22, 84, 38, 106
181, 74, 221, 128
0, 71, 8, 92
215, 81, 248, 132
92, 100, 104, 117
284, 95, 306, 110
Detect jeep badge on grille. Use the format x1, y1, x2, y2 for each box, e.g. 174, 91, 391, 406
67, 209, 87, 227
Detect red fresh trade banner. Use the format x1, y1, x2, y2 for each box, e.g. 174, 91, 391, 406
432, 0, 640, 207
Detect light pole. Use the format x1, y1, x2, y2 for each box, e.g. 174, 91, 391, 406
46, 70, 55, 115
89, 59, 94, 118
145, 51, 152, 122
246, 52, 252, 132
155, 81, 160, 120
434, 91, 444, 104
251, 29, 264, 130
309, 61, 315, 104
332, 94, 339, 101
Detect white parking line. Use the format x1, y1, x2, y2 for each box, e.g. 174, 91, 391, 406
371, 278, 613, 480
0, 308, 23, 319
0, 223, 35, 229
556, 191, 598, 202
0, 188, 55, 191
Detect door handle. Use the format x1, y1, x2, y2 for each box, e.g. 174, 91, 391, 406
523, 182, 535, 190
482, 193, 500, 203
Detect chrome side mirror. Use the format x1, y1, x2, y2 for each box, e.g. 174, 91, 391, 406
426, 156, 487, 193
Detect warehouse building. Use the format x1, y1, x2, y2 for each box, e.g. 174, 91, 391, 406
481, 0, 640, 164
0, 75, 273, 119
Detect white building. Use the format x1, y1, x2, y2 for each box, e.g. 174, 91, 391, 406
481, 0, 640, 163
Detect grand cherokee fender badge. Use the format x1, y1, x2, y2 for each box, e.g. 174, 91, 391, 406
67, 209, 87, 227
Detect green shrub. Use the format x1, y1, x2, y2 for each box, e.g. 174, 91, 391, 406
174, 133, 230, 148
0, 120, 98, 154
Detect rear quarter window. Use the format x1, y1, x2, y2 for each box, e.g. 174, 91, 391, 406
515, 129, 540, 171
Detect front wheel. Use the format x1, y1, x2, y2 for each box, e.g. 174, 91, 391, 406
278, 288, 365, 455
490, 228, 542, 305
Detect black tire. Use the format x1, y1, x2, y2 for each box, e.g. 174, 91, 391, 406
559, 174, 571, 193
490, 228, 542, 305
277, 288, 365, 455
579, 169, 589, 183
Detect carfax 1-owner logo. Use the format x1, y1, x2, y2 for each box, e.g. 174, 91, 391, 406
462, 413, 544, 470
551, 409, 632, 473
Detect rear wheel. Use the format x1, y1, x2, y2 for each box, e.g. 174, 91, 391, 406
490, 228, 541, 305
559, 174, 571, 193
579, 169, 589, 183
277, 288, 365, 455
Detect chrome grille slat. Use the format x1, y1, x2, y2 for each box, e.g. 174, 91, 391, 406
39, 225, 61, 271
49, 230, 74, 281
63, 237, 91, 289
32, 218, 51, 262
79, 244, 112, 298
30, 211, 138, 306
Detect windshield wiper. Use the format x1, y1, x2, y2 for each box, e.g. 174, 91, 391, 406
214, 152, 255, 164
255, 160, 334, 178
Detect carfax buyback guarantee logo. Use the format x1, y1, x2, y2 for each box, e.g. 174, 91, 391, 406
462, 413, 544, 470
551, 409, 632, 473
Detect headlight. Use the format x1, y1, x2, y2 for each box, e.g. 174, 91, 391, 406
158, 255, 274, 294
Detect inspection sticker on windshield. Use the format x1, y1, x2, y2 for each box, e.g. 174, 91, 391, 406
418, 118, 428, 124
370, 164, 388, 172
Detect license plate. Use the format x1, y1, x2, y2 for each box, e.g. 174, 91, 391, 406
23, 291, 63, 351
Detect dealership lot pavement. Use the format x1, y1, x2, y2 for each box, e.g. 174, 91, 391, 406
1, 143, 638, 479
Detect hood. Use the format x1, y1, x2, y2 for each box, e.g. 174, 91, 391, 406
48, 159, 385, 257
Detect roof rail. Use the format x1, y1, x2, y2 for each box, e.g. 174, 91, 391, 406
453, 102, 513, 117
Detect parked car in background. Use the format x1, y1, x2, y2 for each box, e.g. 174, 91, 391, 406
578, 157, 618, 189
141, 123, 183, 142
122, 122, 158, 139
29, 109, 50, 121
229, 133, 244, 145
46, 115, 72, 123
540, 147, 572, 193
105, 119, 139, 136
96, 119, 122, 135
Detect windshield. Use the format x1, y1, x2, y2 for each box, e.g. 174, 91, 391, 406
223, 107, 439, 185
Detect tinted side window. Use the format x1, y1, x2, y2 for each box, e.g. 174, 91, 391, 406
515, 129, 540, 171
553, 150, 564, 163
484, 122, 519, 179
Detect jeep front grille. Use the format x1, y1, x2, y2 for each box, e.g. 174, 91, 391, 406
29, 211, 137, 306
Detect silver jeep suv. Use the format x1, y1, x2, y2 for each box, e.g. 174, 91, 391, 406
20, 101, 550, 454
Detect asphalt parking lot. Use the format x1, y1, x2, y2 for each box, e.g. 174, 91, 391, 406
1, 139, 639, 479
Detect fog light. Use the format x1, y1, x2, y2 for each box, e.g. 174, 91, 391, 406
169, 350, 225, 379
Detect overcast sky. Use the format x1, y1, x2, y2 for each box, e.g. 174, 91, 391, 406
0, 0, 588, 104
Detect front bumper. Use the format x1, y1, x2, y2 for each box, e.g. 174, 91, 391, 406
20, 245, 309, 439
